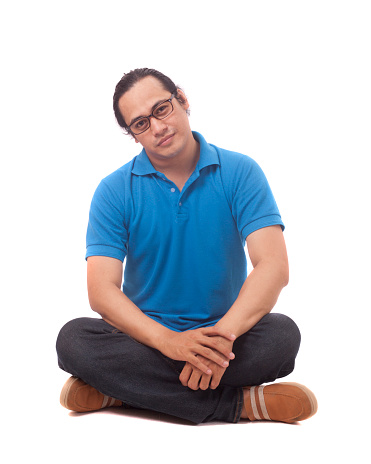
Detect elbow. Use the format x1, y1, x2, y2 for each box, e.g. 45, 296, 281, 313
87, 285, 106, 318
90, 302, 102, 316
87, 280, 120, 319
281, 261, 289, 288
271, 257, 289, 289
88, 293, 102, 316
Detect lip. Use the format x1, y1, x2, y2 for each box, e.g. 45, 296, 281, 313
157, 134, 174, 147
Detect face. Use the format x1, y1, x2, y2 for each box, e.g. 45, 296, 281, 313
118, 76, 193, 163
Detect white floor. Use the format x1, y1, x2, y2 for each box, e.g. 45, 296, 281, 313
4, 296, 369, 464
5, 357, 367, 464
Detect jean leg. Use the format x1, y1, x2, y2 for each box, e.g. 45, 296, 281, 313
221, 313, 301, 388
56, 317, 241, 424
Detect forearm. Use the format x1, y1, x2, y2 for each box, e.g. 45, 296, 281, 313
89, 282, 235, 374
89, 282, 172, 351
216, 259, 289, 338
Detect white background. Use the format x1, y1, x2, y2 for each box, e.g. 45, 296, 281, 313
1, 0, 370, 462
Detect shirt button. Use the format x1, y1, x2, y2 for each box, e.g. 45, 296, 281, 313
170, 188, 176, 192
179, 202, 182, 206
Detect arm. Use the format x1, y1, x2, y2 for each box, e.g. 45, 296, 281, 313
215, 224, 289, 336
87, 256, 236, 374
180, 225, 289, 389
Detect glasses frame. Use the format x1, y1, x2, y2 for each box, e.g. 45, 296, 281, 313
128, 93, 176, 135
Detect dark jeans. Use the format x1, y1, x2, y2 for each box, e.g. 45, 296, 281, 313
56, 313, 300, 424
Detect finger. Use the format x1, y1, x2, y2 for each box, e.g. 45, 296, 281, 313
188, 368, 203, 391
199, 372, 212, 390
189, 354, 213, 375
201, 326, 236, 342
195, 355, 213, 390
197, 355, 224, 390
197, 335, 235, 360
210, 372, 223, 389
198, 347, 230, 369
207, 337, 236, 360
179, 362, 193, 386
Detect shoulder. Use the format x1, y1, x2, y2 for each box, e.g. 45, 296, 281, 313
93, 158, 136, 200
195, 132, 259, 178
100, 158, 135, 189
211, 143, 265, 186
217, 146, 256, 167
89, 159, 137, 221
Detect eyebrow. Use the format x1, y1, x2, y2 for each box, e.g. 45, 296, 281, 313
128, 97, 169, 126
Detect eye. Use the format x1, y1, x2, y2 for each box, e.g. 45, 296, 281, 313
132, 118, 148, 131
153, 101, 171, 118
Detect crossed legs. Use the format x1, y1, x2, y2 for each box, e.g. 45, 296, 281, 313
56, 313, 301, 423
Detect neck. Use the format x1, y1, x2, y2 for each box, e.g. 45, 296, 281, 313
148, 134, 200, 179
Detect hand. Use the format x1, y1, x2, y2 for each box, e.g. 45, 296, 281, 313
179, 336, 235, 390
159, 327, 236, 375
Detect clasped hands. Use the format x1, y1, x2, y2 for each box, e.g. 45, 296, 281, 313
161, 327, 236, 391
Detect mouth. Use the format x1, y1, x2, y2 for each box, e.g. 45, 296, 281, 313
157, 134, 174, 147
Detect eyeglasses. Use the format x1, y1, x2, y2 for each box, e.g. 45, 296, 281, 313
128, 94, 176, 135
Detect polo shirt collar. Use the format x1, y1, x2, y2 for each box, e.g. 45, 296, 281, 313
192, 131, 220, 171
131, 131, 219, 176
131, 149, 158, 176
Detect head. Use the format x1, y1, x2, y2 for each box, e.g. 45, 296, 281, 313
113, 68, 195, 164
113, 68, 190, 135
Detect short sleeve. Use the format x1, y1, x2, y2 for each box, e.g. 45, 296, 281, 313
231, 156, 284, 240
85, 179, 128, 261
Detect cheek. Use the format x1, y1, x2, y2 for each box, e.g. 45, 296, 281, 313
173, 113, 190, 132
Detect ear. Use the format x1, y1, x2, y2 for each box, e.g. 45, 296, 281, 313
176, 89, 190, 111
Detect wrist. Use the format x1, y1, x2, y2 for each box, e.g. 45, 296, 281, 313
214, 318, 242, 339
154, 326, 176, 355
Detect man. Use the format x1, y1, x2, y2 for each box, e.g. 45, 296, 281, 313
56, 68, 317, 424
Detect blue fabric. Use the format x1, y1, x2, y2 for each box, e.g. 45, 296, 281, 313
86, 132, 284, 331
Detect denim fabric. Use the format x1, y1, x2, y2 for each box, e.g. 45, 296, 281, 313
56, 313, 300, 424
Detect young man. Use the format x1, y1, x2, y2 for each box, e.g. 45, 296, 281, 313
56, 68, 317, 424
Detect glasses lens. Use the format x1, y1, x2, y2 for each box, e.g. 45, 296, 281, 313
130, 118, 150, 134
153, 101, 173, 120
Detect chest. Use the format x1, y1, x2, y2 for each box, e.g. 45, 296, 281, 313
126, 167, 241, 253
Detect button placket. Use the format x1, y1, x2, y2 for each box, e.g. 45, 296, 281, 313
174, 189, 188, 223
152, 173, 178, 210
153, 171, 194, 223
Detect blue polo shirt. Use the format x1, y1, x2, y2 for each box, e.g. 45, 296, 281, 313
86, 132, 284, 331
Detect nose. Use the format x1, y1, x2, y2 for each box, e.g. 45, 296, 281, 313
149, 117, 168, 136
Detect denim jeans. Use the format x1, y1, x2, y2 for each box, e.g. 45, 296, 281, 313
56, 313, 300, 424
